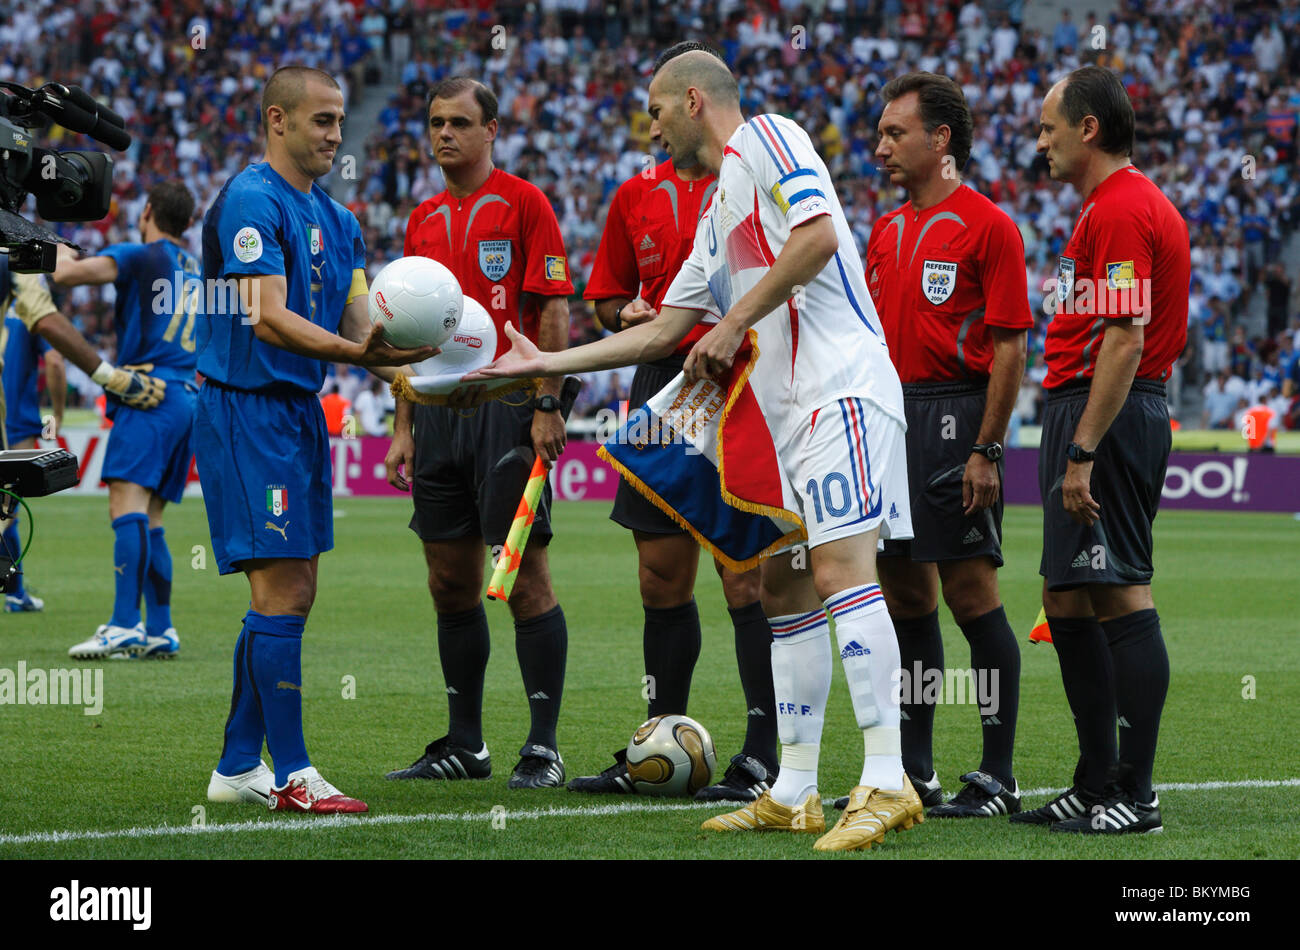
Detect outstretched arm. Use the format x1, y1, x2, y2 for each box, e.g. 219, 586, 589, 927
464, 303, 704, 380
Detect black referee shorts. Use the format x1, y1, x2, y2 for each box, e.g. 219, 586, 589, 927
610, 355, 688, 536
879, 380, 1005, 565
1039, 379, 1170, 591
409, 396, 553, 548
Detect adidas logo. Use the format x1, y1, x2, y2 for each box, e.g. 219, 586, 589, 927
963, 526, 984, 544
982, 715, 1002, 726
899, 709, 911, 721
840, 640, 871, 660
528, 691, 550, 700
639, 234, 655, 250
747, 707, 767, 717
445, 686, 459, 695
1071, 550, 1091, 568
889, 502, 899, 520
1117, 716, 1132, 727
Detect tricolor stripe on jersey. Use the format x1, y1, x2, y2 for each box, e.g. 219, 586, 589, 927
839, 397, 881, 523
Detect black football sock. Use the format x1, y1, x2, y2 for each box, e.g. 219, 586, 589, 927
893, 609, 943, 780
643, 600, 701, 719
437, 604, 490, 750
729, 601, 778, 769
958, 605, 1020, 787
515, 604, 567, 751
1047, 615, 1116, 796
1102, 609, 1168, 803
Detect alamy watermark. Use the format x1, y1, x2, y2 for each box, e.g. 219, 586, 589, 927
0, 663, 103, 715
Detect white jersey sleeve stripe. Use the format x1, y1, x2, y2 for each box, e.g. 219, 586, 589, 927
748, 116, 798, 173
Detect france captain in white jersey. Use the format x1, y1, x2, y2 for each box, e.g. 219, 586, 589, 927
469, 49, 919, 852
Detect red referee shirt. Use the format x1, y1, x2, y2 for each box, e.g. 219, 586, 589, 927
404, 167, 574, 360
865, 184, 1032, 383
584, 160, 717, 355
1044, 165, 1189, 389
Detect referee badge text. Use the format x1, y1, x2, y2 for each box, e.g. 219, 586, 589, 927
921, 260, 957, 305
478, 240, 511, 280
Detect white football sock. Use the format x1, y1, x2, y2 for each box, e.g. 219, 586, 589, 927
766, 608, 832, 806
826, 585, 905, 791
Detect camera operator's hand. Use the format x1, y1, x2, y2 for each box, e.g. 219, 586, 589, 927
93, 361, 166, 409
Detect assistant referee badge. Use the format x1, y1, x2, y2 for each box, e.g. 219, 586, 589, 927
544, 255, 567, 281
921, 260, 957, 305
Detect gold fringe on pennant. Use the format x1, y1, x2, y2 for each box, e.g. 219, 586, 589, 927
596, 445, 804, 574
389, 374, 539, 407
714, 330, 807, 530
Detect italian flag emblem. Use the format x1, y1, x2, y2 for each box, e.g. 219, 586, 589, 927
267, 487, 287, 517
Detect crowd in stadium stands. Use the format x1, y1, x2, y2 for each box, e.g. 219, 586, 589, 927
5, 0, 1299, 440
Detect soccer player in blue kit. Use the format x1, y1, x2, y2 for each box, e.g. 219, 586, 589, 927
58, 183, 202, 659
197, 67, 431, 814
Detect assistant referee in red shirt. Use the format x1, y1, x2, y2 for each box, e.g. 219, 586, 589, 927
1013, 66, 1189, 835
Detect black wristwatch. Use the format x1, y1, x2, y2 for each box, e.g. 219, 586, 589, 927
971, 442, 1003, 462
1067, 442, 1096, 463
532, 394, 561, 413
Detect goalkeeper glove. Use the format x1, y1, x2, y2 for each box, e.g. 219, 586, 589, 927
92, 361, 167, 409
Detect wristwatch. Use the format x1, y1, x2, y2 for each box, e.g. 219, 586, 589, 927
1067, 442, 1096, 463
532, 394, 561, 413
971, 442, 1003, 462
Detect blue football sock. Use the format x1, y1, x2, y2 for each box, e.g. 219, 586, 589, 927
217, 620, 267, 777
143, 527, 173, 635
2, 521, 25, 596
109, 513, 150, 629
246, 611, 310, 785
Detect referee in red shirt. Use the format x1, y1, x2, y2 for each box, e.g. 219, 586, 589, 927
865, 73, 1030, 818
1013, 66, 1188, 834
569, 41, 778, 802
385, 78, 574, 790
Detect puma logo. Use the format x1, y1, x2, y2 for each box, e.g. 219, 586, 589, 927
264, 520, 289, 541
114, 563, 125, 575
276, 681, 302, 692
311, 261, 324, 281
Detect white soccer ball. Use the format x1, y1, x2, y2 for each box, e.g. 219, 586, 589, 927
625, 714, 717, 796
409, 295, 497, 378
369, 256, 463, 349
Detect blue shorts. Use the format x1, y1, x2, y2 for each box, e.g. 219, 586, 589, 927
194, 382, 333, 575
101, 380, 197, 504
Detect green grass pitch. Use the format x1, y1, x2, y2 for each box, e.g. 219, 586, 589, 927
2, 495, 1297, 860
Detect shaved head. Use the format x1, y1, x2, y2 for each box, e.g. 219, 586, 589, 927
262, 66, 340, 128
652, 49, 739, 108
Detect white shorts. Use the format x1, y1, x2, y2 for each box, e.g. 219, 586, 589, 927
780, 396, 913, 550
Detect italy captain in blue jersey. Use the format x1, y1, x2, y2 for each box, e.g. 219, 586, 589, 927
196, 66, 431, 815
56, 182, 201, 660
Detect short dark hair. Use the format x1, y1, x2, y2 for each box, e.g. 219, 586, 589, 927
880, 72, 973, 169
147, 181, 195, 236
262, 66, 340, 127
426, 77, 498, 125
653, 41, 725, 76
1061, 65, 1135, 156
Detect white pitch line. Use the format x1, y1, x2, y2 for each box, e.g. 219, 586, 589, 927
3, 778, 1296, 847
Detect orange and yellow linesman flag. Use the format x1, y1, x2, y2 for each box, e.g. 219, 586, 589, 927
1029, 606, 1053, 645
486, 454, 547, 602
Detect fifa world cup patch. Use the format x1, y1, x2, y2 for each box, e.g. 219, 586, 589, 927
234, 227, 262, 263
1106, 260, 1135, 290
544, 255, 567, 281
266, 486, 288, 517
921, 260, 957, 305
479, 240, 511, 280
